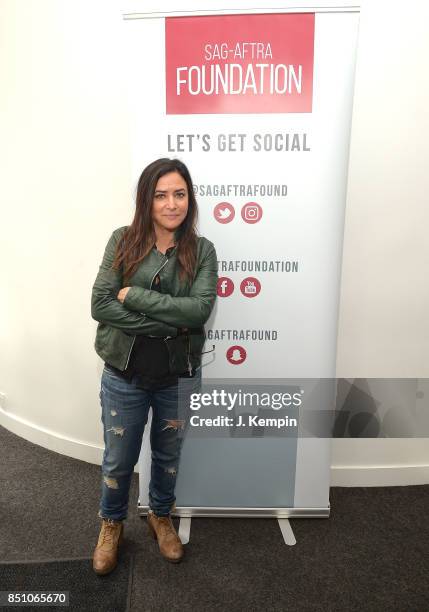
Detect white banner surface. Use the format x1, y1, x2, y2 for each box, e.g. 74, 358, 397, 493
122, 7, 359, 515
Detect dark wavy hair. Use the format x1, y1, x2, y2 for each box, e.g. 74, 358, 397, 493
112, 158, 198, 284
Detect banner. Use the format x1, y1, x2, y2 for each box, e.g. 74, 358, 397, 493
122, 8, 359, 516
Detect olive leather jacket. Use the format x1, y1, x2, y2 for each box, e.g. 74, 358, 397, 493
91, 226, 218, 373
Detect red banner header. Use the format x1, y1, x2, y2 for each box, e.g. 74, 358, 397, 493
165, 13, 314, 115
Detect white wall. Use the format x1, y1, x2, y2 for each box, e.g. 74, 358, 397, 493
0, 0, 428, 485
333, 0, 429, 484
0, 0, 132, 462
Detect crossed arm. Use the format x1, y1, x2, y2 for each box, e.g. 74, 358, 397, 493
122, 242, 218, 328
91, 230, 178, 336
91, 229, 218, 334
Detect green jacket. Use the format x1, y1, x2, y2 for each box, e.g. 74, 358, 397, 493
91, 226, 218, 372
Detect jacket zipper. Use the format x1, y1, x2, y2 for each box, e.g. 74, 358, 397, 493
124, 255, 170, 369
187, 334, 192, 376
156, 254, 192, 374
150, 256, 169, 288
149, 256, 170, 339
124, 336, 136, 370
151, 252, 191, 374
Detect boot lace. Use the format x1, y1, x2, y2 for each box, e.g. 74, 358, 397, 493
100, 519, 120, 545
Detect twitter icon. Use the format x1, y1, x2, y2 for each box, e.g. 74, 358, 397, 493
214, 202, 235, 224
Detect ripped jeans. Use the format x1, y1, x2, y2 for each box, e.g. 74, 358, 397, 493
98, 364, 200, 520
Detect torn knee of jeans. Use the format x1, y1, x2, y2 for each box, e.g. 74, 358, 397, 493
165, 466, 178, 476
161, 419, 185, 432
107, 425, 125, 437
103, 476, 119, 489
110, 409, 118, 416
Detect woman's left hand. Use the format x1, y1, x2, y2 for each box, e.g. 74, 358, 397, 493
117, 287, 131, 303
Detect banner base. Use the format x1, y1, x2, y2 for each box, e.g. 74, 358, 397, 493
137, 503, 330, 518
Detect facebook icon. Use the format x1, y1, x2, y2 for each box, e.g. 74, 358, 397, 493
217, 277, 234, 297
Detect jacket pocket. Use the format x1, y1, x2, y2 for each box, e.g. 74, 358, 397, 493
94, 322, 112, 354
94, 323, 135, 370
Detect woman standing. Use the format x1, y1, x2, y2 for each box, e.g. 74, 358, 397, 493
91, 158, 217, 574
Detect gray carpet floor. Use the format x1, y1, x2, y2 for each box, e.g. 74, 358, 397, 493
1, 425, 428, 611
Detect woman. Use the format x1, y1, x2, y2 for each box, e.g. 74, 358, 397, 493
91, 158, 218, 574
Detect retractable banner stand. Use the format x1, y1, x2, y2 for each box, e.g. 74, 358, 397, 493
122, 5, 359, 517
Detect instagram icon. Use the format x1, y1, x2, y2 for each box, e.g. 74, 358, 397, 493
241, 202, 263, 224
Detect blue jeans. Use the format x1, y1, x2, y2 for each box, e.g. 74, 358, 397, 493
98, 364, 201, 520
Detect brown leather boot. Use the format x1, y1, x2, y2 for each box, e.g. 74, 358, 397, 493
147, 512, 184, 563
92, 519, 124, 575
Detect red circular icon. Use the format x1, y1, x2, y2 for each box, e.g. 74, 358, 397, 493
214, 202, 235, 224
241, 202, 263, 224
226, 345, 247, 365
240, 277, 261, 298
217, 277, 234, 297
